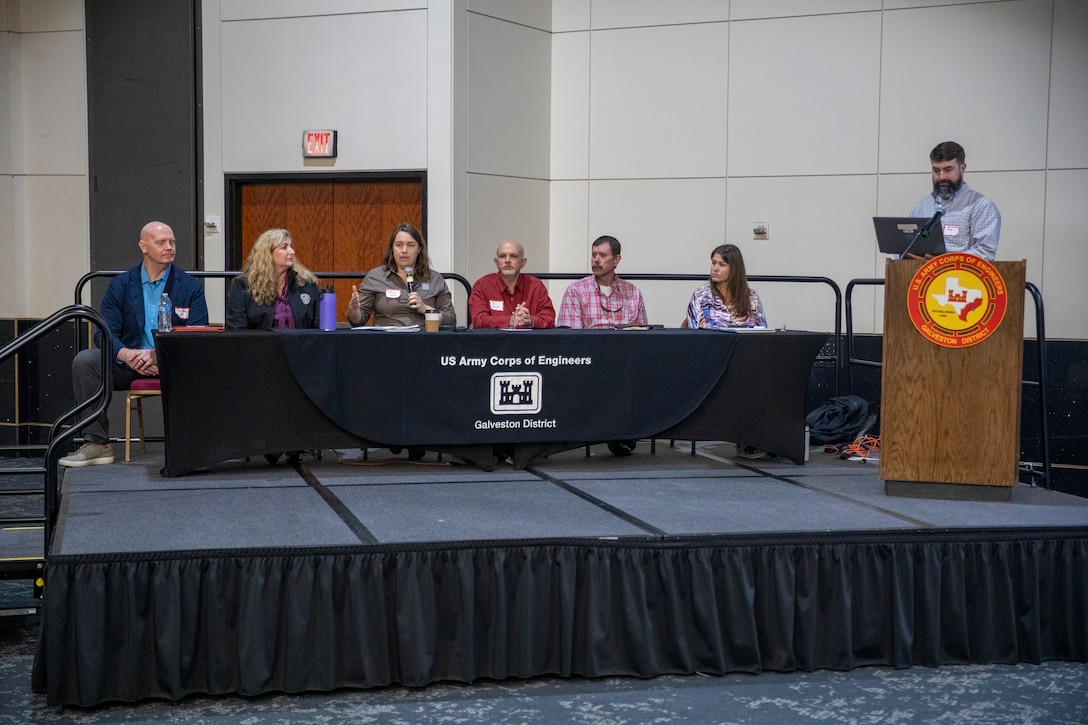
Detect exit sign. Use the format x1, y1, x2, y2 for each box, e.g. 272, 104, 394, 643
302, 130, 337, 158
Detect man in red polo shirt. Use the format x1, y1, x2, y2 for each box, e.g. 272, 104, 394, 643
468, 240, 556, 329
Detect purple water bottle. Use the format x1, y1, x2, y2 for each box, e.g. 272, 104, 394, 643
319, 284, 337, 330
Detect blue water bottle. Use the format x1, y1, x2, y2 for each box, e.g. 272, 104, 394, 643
319, 284, 337, 330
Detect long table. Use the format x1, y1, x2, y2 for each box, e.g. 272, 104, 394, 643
155, 328, 828, 476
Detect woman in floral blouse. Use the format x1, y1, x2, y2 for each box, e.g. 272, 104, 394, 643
685, 244, 766, 329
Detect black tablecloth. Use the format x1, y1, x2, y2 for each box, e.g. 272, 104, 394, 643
156, 328, 828, 476
280, 329, 735, 444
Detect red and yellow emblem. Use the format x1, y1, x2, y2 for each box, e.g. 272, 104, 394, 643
906, 253, 1008, 348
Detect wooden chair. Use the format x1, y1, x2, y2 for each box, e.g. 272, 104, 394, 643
126, 378, 161, 462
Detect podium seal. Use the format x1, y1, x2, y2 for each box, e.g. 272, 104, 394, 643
906, 253, 1008, 348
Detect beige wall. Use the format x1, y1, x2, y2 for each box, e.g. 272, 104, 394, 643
199, 0, 451, 321
3, 0, 1086, 340
0, 0, 87, 321
466, 3, 551, 285
547, 0, 1088, 337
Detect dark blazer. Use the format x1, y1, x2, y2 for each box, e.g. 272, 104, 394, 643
97, 263, 209, 353
225, 272, 320, 330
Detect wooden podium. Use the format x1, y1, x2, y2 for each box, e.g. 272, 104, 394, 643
880, 258, 1026, 501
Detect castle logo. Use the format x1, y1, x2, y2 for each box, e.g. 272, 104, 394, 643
907, 253, 1008, 348
490, 372, 542, 414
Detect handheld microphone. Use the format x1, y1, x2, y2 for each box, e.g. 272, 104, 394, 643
404, 266, 415, 293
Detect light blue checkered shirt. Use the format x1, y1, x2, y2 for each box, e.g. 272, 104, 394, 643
909, 182, 1001, 260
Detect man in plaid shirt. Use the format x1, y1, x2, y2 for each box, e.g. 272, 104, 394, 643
908, 141, 1001, 260
556, 236, 648, 329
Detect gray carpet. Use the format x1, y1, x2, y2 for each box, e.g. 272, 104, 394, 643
3, 442, 1087, 722
43, 442, 1088, 556
1, 602, 1085, 724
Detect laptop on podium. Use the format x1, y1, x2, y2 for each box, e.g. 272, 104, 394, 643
873, 216, 947, 257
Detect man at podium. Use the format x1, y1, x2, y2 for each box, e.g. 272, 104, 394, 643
909, 141, 1001, 260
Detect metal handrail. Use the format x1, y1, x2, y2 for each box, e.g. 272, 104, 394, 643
74, 269, 474, 303
535, 273, 843, 396
75, 271, 843, 394
71, 271, 472, 348
843, 278, 1051, 489
1023, 282, 1051, 488
0, 305, 113, 556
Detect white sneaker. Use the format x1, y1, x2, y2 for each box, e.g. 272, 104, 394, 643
59, 442, 115, 467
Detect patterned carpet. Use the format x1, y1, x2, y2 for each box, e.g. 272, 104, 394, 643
4, 447, 1087, 722
2, 596, 1086, 724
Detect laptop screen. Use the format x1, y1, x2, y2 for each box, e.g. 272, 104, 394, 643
873, 216, 947, 257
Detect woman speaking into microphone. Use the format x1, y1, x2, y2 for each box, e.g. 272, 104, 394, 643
346, 223, 456, 328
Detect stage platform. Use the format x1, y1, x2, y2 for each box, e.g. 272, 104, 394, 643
31, 442, 1088, 706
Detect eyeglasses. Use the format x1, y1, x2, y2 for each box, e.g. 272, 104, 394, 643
599, 292, 622, 313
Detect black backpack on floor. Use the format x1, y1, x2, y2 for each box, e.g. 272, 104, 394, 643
805, 395, 872, 445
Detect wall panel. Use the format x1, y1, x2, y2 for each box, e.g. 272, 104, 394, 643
467, 13, 551, 179
1048, 0, 1088, 168
219, 10, 427, 173
589, 23, 728, 179
85, 0, 198, 282
728, 12, 881, 177
878, 0, 1051, 173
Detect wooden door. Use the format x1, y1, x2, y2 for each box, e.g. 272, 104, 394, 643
234, 175, 424, 323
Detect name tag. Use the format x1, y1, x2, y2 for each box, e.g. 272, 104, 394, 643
385, 289, 402, 299
943, 224, 960, 237
421, 282, 430, 291
175, 307, 190, 320
489, 300, 504, 311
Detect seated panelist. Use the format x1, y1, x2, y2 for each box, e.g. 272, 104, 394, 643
60, 220, 209, 467
685, 243, 768, 461
347, 223, 455, 328
468, 240, 556, 329
226, 228, 320, 330
556, 235, 647, 329
685, 244, 766, 329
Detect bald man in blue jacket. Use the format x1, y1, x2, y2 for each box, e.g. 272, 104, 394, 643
61, 221, 208, 466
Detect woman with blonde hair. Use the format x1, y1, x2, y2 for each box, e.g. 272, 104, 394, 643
226, 228, 321, 329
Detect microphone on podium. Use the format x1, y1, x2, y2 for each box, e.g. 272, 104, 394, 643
901, 209, 943, 259
921, 208, 943, 236
404, 266, 415, 293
